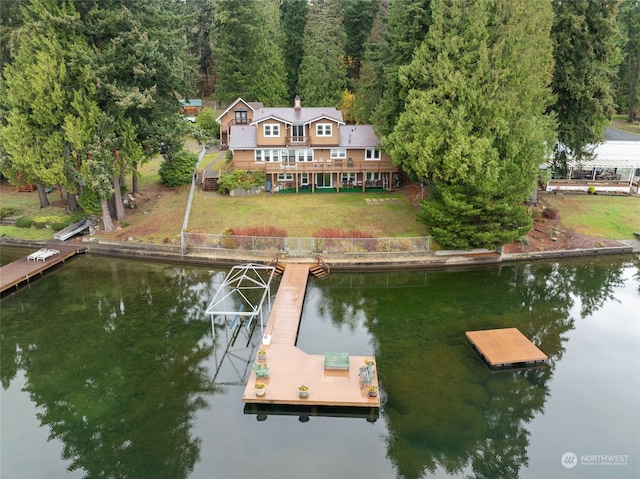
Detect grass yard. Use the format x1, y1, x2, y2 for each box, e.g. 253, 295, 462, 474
187, 189, 425, 237
543, 194, 640, 239
610, 115, 640, 136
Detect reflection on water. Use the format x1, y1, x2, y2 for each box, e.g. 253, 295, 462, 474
1, 248, 639, 478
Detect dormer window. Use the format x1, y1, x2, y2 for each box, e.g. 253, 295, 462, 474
264, 124, 280, 137
316, 123, 332, 136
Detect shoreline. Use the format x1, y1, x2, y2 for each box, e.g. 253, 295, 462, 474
2, 237, 637, 271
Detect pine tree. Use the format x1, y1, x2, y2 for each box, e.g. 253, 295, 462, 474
298, 0, 348, 107
551, 0, 620, 165
385, 0, 556, 249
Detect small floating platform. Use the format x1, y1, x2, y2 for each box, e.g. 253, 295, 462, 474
466, 328, 547, 369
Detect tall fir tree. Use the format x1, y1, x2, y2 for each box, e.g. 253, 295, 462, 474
280, 0, 308, 100
354, 0, 390, 124
616, 0, 640, 123
298, 0, 348, 107
340, 0, 379, 82
385, 0, 556, 249
551, 0, 620, 166
371, 0, 432, 136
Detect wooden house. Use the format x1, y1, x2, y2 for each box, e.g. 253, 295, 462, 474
217, 96, 399, 193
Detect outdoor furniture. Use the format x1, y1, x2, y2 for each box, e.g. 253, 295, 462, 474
324, 352, 349, 370
27, 248, 48, 261
359, 363, 374, 389
36, 249, 60, 261
253, 362, 269, 379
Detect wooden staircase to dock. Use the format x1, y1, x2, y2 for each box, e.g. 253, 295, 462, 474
309, 263, 329, 278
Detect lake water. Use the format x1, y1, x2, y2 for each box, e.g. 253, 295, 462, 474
1, 247, 639, 479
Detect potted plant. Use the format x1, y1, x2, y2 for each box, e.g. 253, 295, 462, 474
367, 384, 378, 398
298, 384, 309, 398
255, 381, 266, 397
257, 349, 267, 362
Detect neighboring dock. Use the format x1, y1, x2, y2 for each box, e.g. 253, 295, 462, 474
466, 328, 548, 369
0, 244, 87, 294
242, 263, 380, 408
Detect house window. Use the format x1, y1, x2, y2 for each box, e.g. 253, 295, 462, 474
341, 172, 357, 184
366, 172, 381, 181
255, 149, 283, 162
331, 149, 346, 159
235, 110, 248, 125
277, 173, 293, 181
300, 173, 309, 185
264, 124, 280, 137
316, 123, 332, 136
365, 148, 381, 160
291, 124, 305, 142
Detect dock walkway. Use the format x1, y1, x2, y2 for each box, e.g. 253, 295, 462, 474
0, 244, 86, 294
242, 263, 380, 407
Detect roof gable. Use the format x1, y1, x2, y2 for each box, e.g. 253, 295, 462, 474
216, 98, 263, 123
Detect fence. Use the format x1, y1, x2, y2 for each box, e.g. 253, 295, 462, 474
181, 232, 432, 257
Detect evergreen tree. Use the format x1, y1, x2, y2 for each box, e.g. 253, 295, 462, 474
250, 0, 288, 105
298, 0, 348, 107
616, 0, 640, 123
280, 0, 308, 100
551, 0, 620, 165
371, 0, 432, 136
385, 0, 556, 249
354, 0, 390, 124
340, 0, 379, 82
0, 0, 98, 209
185, 0, 216, 98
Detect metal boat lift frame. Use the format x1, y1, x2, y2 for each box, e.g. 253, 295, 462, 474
205, 263, 276, 339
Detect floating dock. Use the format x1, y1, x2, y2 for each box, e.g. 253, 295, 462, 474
0, 244, 86, 294
466, 328, 547, 369
242, 263, 380, 407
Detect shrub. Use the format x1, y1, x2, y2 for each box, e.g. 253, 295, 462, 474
542, 207, 558, 220
78, 189, 102, 215
313, 227, 345, 238
516, 236, 531, 246
217, 169, 266, 194
587, 185, 596, 195
233, 226, 287, 237
159, 149, 198, 186
51, 220, 69, 231
14, 217, 34, 228
0, 207, 19, 219
195, 107, 220, 136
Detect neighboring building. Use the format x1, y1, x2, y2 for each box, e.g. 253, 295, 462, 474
545, 140, 640, 194
216, 96, 399, 192
179, 99, 204, 122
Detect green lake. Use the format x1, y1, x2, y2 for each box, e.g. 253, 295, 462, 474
1, 247, 639, 479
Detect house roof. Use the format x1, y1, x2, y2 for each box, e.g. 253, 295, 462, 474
216, 98, 264, 122
560, 141, 640, 169
229, 125, 257, 149
339, 125, 380, 148
179, 99, 203, 107
251, 107, 344, 126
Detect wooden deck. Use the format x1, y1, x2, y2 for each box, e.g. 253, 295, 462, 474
466, 328, 547, 368
0, 244, 87, 294
242, 263, 380, 408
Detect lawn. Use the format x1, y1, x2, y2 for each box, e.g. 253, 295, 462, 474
543, 194, 640, 239
610, 115, 640, 136
187, 189, 425, 237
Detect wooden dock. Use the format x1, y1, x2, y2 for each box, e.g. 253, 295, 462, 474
466, 328, 547, 369
0, 244, 86, 294
242, 263, 380, 408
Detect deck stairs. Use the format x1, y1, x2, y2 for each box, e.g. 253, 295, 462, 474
309, 263, 329, 279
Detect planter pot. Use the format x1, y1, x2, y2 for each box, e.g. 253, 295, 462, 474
298, 386, 309, 398
368, 388, 378, 398
255, 386, 266, 397
257, 351, 267, 362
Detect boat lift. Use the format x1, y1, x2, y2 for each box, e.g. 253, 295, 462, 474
205, 263, 276, 340
205, 263, 276, 384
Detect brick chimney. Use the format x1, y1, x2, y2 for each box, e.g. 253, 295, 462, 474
294, 95, 301, 110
